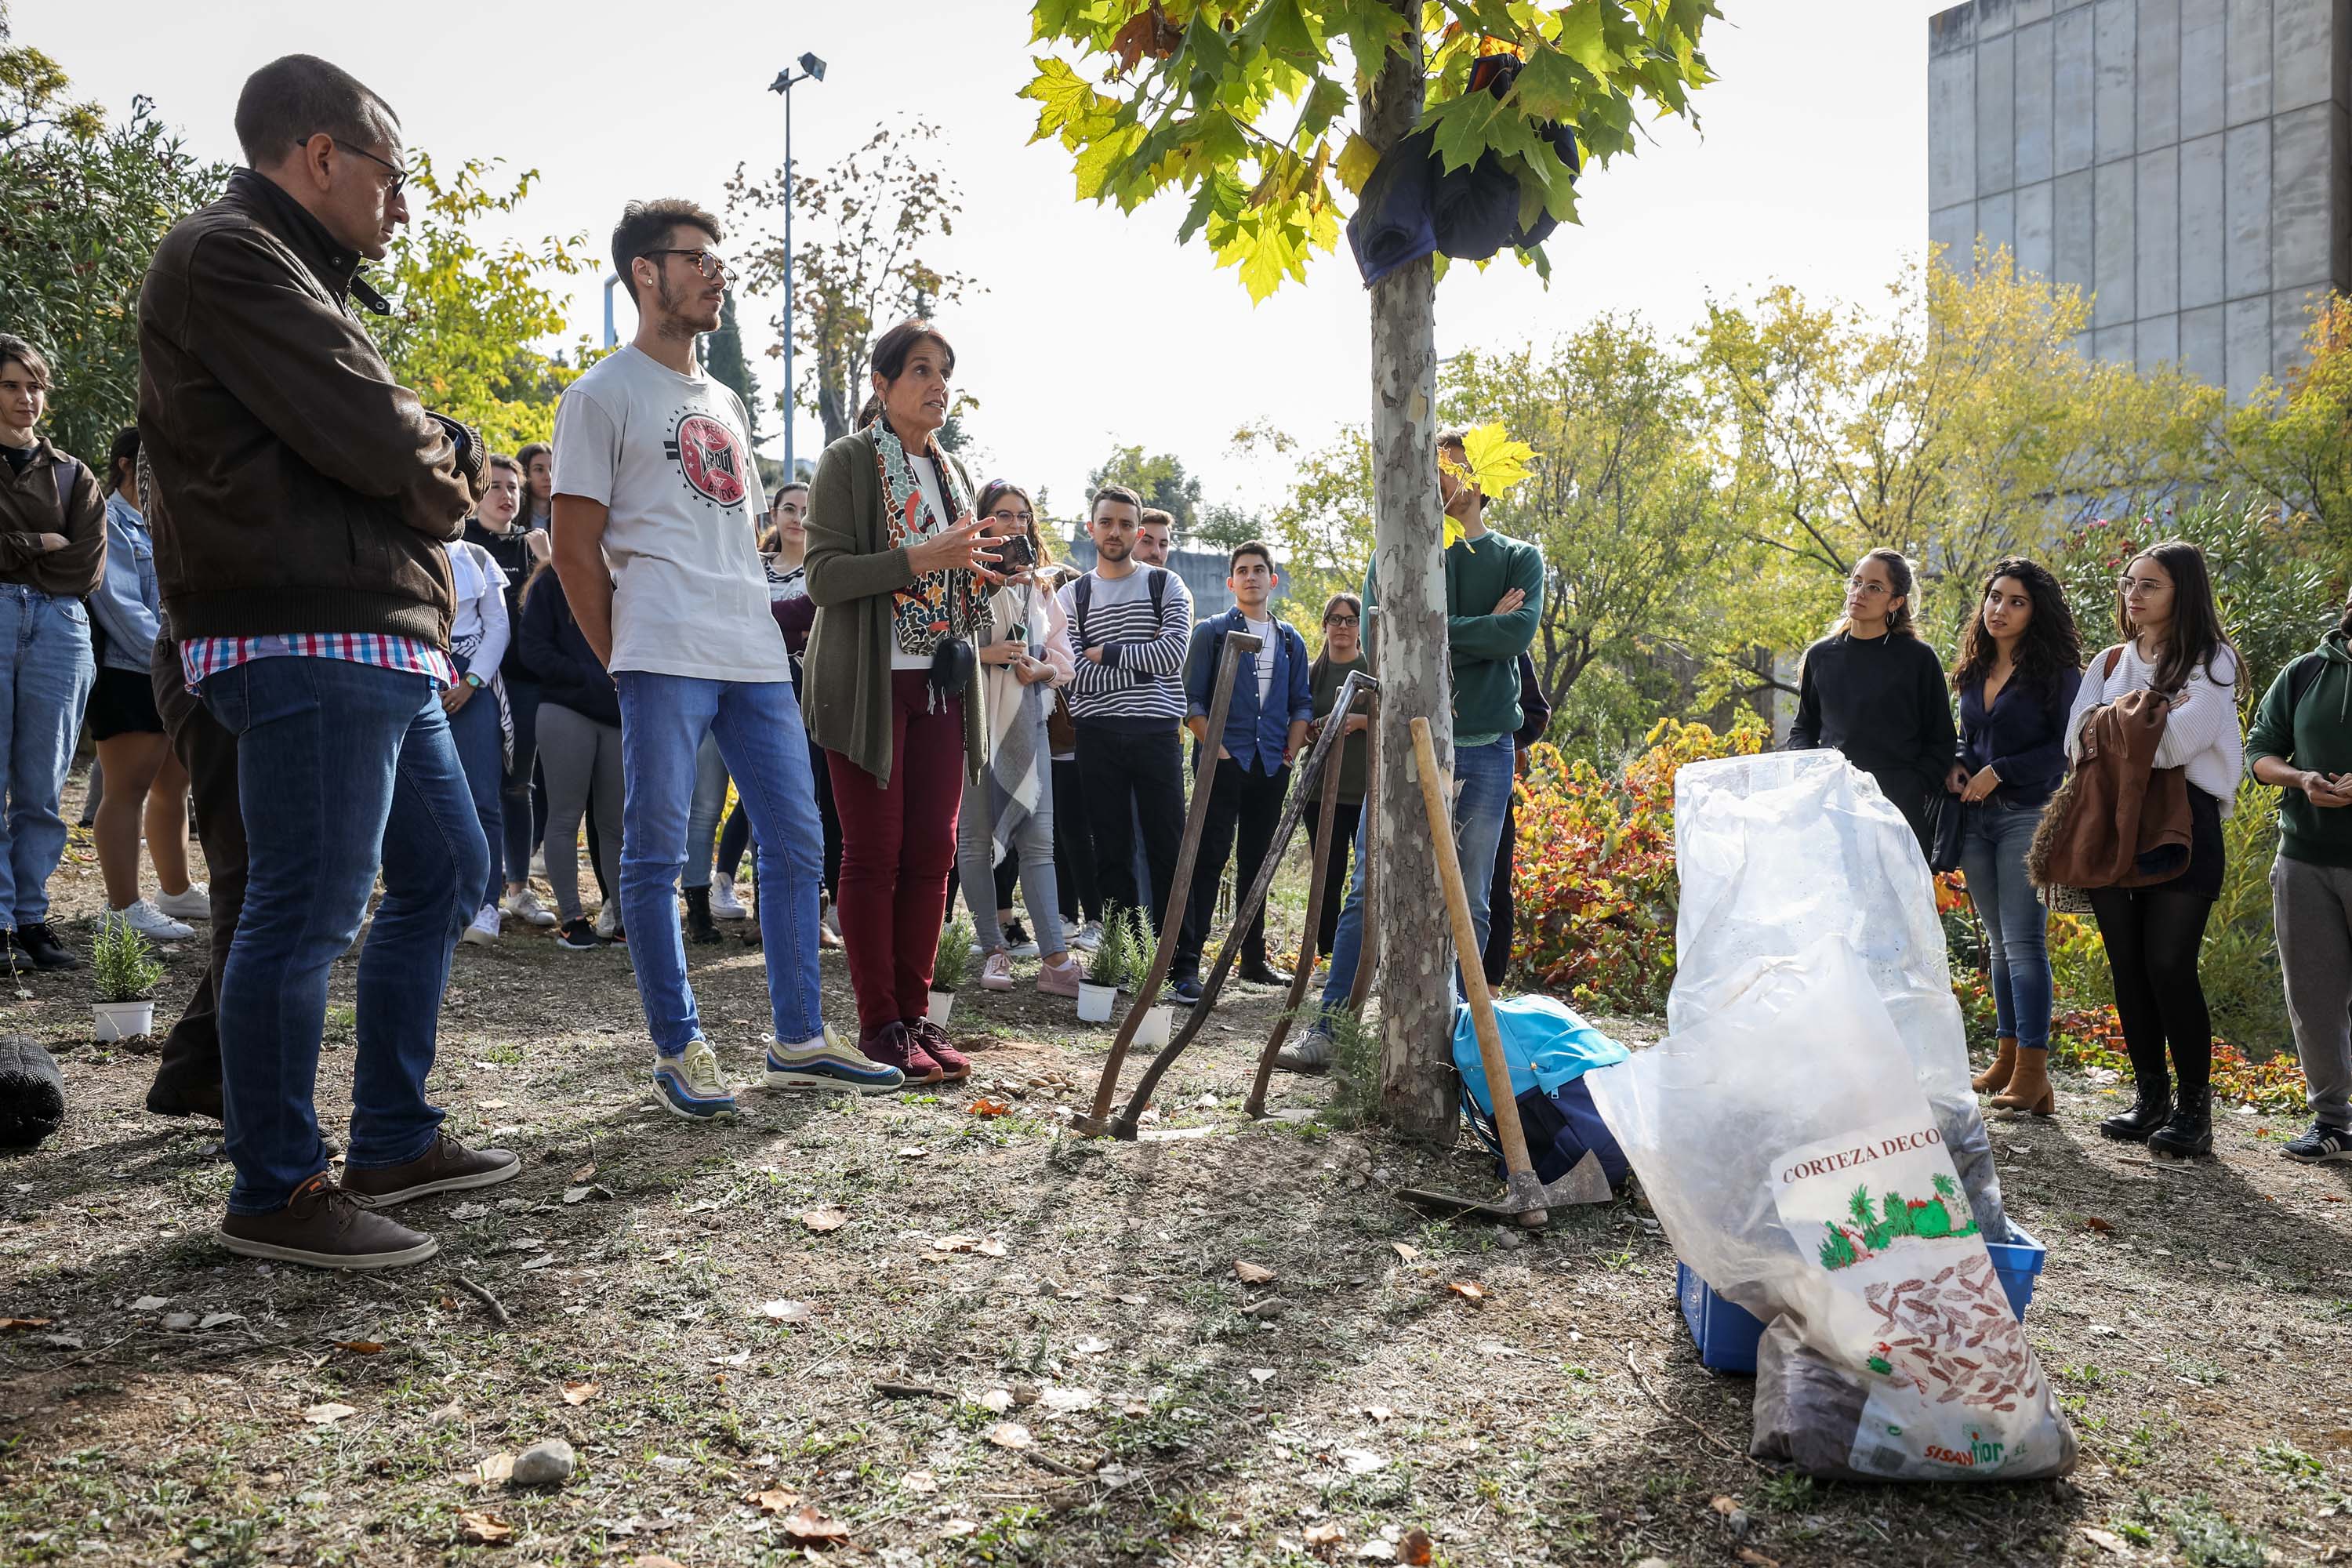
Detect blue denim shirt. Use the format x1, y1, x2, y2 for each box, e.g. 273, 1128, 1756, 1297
89, 491, 161, 673
1183, 608, 1314, 775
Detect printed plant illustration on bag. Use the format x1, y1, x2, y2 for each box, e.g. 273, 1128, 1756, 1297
1774, 1117, 2058, 1475
1817, 1171, 1980, 1270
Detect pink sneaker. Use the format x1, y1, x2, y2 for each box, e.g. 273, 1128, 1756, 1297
1036, 953, 1083, 999
979, 950, 1015, 991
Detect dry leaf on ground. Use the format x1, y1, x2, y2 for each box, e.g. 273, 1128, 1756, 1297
902, 1469, 938, 1494
754, 1299, 813, 1322
335, 1340, 384, 1355
458, 1510, 512, 1545
2083, 1215, 2115, 1232
1305, 1520, 1346, 1548
800, 1207, 848, 1232
1401, 1526, 1435, 1566
561, 1378, 601, 1405
1736, 1549, 1780, 1568
469, 1452, 515, 1486
301, 1403, 358, 1425
1446, 1281, 1487, 1306
895, 1146, 928, 1160
571, 1161, 597, 1183
2079, 1527, 2129, 1555
1233, 1260, 1276, 1284
986, 1421, 1033, 1449
743, 1488, 800, 1515
969, 1097, 1012, 1117
0, 1317, 53, 1331
979, 1388, 1014, 1413
1390, 1243, 1419, 1263
1365, 1404, 1396, 1423
781, 1505, 851, 1544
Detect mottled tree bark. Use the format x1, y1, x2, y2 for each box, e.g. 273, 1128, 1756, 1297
1364, 2, 1457, 1144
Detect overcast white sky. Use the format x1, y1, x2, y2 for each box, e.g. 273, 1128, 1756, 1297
20, 0, 1951, 520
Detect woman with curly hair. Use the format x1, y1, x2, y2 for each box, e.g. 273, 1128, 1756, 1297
1945, 557, 2082, 1116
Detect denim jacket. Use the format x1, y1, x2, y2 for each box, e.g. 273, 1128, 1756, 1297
1183, 607, 1314, 774
89, 491, 161, 673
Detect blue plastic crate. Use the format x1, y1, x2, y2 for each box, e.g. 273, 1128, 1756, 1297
1678, 1222, 2046, 1374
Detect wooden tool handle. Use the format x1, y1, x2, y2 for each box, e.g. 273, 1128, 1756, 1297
1410, 717, 1546, 1227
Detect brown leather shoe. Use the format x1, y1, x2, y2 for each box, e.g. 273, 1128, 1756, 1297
219, 1173, 438, 1270
340, 1133, 521, 1208
1972, 1037, 2018, 1095
1989, 1047, 2056, 1116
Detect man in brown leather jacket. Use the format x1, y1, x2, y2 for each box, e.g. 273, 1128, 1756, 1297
137, 54, 516, 1272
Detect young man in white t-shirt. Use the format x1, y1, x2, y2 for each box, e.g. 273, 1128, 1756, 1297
550, 198, 901, 1118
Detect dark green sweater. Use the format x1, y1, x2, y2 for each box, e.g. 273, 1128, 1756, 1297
1363, 524, 1543, 742
2248, 630, 2352, 867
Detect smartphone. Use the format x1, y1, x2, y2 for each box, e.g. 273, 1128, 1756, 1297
994, 532, 1035, 572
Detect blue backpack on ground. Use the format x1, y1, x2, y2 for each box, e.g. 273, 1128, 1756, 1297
1453, 996, 1631, 1188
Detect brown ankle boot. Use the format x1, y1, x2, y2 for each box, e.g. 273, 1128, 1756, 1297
1990, 1047, 2053, 1116
1973, 1037, 2018, 1095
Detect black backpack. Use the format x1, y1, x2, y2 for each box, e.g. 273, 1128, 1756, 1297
1070, 566, 1169, 652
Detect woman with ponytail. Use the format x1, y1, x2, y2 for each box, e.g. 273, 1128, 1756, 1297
1788, 547, 1957, 854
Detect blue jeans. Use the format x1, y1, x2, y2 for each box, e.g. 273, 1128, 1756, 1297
449, 686, 506, 912
615, 673, 825, 1054
203, 656, 486, 1214
499, 675, 541, 884
1959, 798, 2053, 1051
0, 586, 94, 927
1319, 733, 1516, 1018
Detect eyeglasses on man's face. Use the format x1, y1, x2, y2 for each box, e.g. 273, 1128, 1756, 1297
641, 248, 731, 281
328, 137, 408, 198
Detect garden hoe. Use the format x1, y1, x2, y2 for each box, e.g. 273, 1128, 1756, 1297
1382, 717, 1610, 1229
1074, 629, 1258, 1139
1100, 668, 1377, 1136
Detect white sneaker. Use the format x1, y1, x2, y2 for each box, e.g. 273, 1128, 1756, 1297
500, 887, 558, 928
529, 848, 549, 879
153, 884, 210, 922
1069, 921, 1103, 953
821, 902, 843, 944
460, 904, 501, 946
112, 898, 194, 942
594, 901, 619, 940
709, 875, 749, 920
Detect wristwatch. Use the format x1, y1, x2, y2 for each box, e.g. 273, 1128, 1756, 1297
463, 672, 485, 690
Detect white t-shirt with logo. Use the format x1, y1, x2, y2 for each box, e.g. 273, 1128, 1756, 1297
550, 344, 788, 683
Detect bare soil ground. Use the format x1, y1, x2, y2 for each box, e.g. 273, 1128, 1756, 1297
5, 775, 2352, 1567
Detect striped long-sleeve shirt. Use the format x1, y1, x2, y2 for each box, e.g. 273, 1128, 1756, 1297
1057, 565, 1193, 731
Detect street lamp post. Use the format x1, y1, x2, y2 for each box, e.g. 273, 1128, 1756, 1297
768, 52, 826, 485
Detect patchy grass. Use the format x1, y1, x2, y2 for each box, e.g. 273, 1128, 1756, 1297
5, 772, 2352, 1564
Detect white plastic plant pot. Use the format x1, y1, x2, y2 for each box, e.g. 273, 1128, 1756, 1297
92, 998, 155, 1043
1133, 1004, 1173, 1049
1075, 981, 1116, 1023
927, 989, 955, 1025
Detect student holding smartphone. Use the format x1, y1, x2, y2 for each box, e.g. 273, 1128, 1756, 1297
955, 481, 1083, 996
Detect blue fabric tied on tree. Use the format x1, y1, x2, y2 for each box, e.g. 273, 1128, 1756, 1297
1452, 996, 1632, 1189
1345, 54, 1582, 287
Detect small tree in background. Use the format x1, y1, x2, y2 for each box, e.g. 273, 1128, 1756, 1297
373, 158, 600, 456
729, 121, 975, 447
0, 5, 227, 463
1020, 1, 1719, 1143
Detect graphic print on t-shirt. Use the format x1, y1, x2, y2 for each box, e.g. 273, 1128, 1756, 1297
665, 412, 748, 508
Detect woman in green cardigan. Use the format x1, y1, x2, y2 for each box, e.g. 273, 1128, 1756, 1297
802, 320, 1003, 1084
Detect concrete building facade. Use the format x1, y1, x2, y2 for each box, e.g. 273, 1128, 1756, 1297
1929, 0, 2352, 397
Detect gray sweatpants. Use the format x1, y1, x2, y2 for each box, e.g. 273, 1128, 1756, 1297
539, 701, 625, 922
2272, 852, 2352, 1130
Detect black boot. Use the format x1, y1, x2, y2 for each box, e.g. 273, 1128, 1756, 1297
2146, 1087, 2213, 1159
682, 887, 720, 946
2099, 1081, 2174, 1142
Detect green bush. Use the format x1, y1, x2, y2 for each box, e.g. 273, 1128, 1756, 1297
90, 916, 165, 1004
932, 915, 973, 993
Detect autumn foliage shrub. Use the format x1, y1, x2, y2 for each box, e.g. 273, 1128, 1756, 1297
1508, 719, 1762, 1012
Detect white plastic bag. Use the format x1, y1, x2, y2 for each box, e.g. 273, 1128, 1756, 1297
1666, 750, 2008, 1241
1585, 940, 2074, 1480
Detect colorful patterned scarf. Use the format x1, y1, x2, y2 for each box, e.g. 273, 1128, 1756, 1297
868, 419, 987, 659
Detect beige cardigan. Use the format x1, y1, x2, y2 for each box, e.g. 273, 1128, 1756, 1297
801, 427, 987, 788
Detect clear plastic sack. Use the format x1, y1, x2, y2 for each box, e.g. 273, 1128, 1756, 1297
1664, 750, 2008, 1241
1585, 940, 2074, 1480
